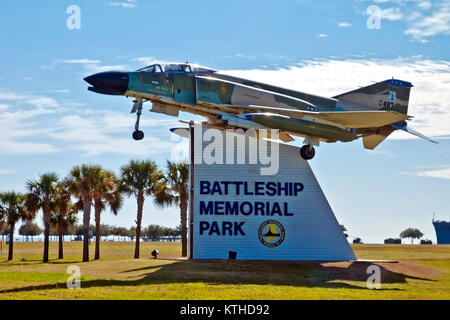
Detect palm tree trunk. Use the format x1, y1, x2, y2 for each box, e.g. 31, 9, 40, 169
43, 223, 50, 262
58, 222, 64, 259
94, 204, 101, 260
134, 191, 144, 259
82, 197, 91, 262
43, 208, 51, 263
8, 222, 15, 261
180, 190, 188, 257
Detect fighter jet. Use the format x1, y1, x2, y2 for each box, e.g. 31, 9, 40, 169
84, 62, 436, 160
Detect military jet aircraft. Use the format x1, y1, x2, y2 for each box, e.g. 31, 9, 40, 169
84, 62, 436, 160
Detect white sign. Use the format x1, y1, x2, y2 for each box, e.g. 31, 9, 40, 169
190, 129, 355, 261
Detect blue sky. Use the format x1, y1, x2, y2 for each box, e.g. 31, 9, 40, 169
0, 0, 449, 243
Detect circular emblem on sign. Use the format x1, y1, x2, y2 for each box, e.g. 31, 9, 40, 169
220, 82, 227, 94
258, 220, 285, 247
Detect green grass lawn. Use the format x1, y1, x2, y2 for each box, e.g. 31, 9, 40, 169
0, 242, 449, 299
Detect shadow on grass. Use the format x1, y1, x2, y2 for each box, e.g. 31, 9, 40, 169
0, 258, 87, 266
0, 260, 435, 294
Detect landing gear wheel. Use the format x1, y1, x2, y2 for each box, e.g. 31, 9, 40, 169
300, 145, 315, 160
131, 99, 144, 141
132, 130, 144, 141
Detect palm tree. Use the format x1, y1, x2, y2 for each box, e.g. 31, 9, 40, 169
155, 161, 189, 257
25, 173, 59, 263
120, 160, 165, 259
66, 164, 103, 262
51, 181, 74, 259
92, 170, 122, 260
0, 192, 30, 260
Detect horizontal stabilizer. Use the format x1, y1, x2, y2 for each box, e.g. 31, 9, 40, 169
391, 123, 437, 143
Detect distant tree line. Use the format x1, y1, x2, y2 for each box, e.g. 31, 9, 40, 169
5, 221, 181, 242
70, 223, 181, 242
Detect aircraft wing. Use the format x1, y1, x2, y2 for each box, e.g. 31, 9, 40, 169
225, 104, 412, 128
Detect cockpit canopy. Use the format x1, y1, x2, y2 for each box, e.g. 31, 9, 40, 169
136, 63, 216, 73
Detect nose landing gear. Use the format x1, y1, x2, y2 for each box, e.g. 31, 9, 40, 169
300, 144, 315, 160
131, 98, 144, 141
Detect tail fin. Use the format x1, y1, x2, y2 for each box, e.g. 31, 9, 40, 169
333, 79, 412, 115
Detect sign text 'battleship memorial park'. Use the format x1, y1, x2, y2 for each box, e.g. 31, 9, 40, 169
180, 125, 355, 261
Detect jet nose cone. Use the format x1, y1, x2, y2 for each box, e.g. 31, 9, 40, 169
84, 71, 129, 95
83, 74, 97, 86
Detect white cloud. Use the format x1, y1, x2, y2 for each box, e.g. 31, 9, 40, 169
68, 137, 175, 156
359, 1, 449, 41
62, 59, 101, 64
61, 58, 127, 75
0, 89, 61, 115
373, 0, 412, 3
49, 89, 70, 94
132, 57, 175, 68
405, 2, 450, 40
86, 64, 128, 74
223, 57, 450, 139
317, 33, 328, 38
365, 149, 398, 158
417, 1, 432, 10
235, 54, 256, 59
0, 169, 17, 175
338, 22, 353, 27
379, 7, 404, 21
47, 110, 178, 156
0, 140, 59, 155
0, 93, 176, 156
0, 89, 67, 155
417, 167, 450, 180
26, 97, 59, 109
0, 84, 180, 156
0, 91, 28, 100
108, 0, 137, 9
133, 56, 158, 65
